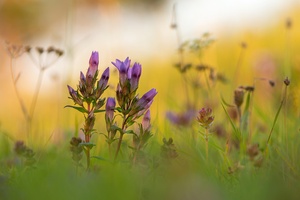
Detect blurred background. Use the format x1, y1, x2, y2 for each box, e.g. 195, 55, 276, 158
0, 0, 300, 142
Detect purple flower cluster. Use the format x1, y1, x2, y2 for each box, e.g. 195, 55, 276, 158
112, 58, 157, 118
67, 52, 109, 111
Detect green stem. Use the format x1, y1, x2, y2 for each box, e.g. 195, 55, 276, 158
114, 133, 124, 161
85, 134, 90, 171
114, 115, 128, 161
29, 68, 45, 123
205, 128, 209, 161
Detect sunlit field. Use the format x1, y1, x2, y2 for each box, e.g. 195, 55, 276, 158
1, 1, 300, 200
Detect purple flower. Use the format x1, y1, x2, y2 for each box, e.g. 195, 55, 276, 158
142, 110, 151, 131
112, 57, 131, 86
105, 97, 116, 122
86, 51, 99, 79
130, 63, 142, 92
67, 85, 83, 106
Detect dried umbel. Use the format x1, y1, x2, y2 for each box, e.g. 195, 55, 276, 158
197, 107, 214, 129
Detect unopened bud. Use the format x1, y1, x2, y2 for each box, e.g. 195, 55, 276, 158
234, 88, 244, 107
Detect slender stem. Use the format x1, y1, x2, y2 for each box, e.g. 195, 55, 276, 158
283, 85, 288, 152
29, 68, 45, 122
236, 106, 242, 129
234, 47, 244, 81
85, 134, 90, 170
132, 146, 138, 165
85, 102, 92, 170
114, 133, 124, 161
114, 115, 127, 161
205, 128, 209, 161
9, 58, 31, 139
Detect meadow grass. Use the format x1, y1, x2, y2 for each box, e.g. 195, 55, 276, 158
1, 14, 300, 200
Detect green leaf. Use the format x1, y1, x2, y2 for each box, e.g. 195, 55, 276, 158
91, 156, 109, 162
124, 130, 137, 136
267, 98, 284, 145
94, 109, 106, 113
241, 92, 251, 132
221, 103, 241, 141
115, 107, 123, 113
64, 105, 87, 113
220, 95, 235, 107
79, 142, 96, 149
110, 125, 123, 133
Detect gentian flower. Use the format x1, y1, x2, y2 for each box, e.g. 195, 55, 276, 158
112, 57, 131, 87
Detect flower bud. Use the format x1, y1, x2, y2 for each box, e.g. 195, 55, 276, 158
142, 110, 151, 131
116, 84, 124, 107
105, 97, 116, 131
79, 71, 87, 97
67, 85, 83, 106
234, 88, 244, 108
135, 89, 157, 110
106, 97, 116, 120
86, 51, 99, 79
95, 67, 109, 98
130, 62, 142, 92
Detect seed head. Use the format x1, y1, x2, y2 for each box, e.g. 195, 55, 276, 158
197, 107, 214, 129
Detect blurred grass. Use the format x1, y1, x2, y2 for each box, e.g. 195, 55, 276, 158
1, 4, 300, 200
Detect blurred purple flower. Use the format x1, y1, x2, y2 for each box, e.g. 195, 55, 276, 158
166, 110, 196, 126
